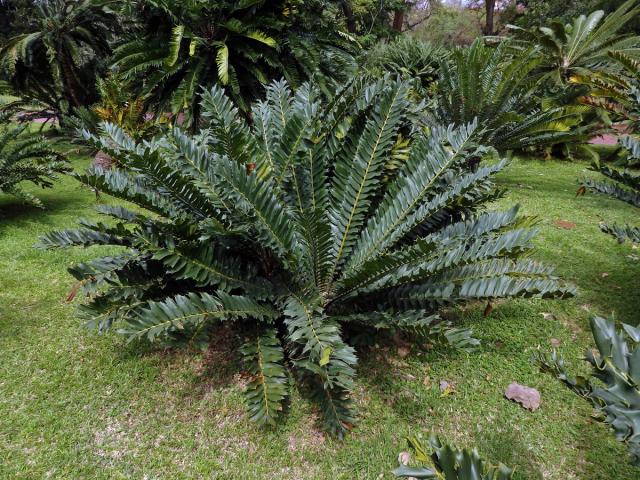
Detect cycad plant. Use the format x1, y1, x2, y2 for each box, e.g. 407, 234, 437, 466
0, 109, 69, 207
111, 0, 356, 125
507, 0, 640, 85
393, 434, 513, 479
363, 37, 448, 100
578, 51, 640, 244
0, 0, 120, 119
431, 39, 586, 155
537, 315, 640, 465
580, 146, 640, 244
39, 78, 573, 437
566, 51, 640, 144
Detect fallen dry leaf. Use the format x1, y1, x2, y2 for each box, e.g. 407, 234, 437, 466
397, 346, 411, 358
541, 312, 557, 321
505, 382, 541, 411
601, 272, 609, 278
553, 219, 577, 229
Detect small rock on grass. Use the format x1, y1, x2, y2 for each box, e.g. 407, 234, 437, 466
398, 451, 411, 465
505, 382, 541, 411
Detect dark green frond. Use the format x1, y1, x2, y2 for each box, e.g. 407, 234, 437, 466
241, 328, 289, 426
120, 292, 279, 343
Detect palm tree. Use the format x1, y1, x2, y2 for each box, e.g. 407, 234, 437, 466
0, 0, 120, 120
507, 0, 640, 85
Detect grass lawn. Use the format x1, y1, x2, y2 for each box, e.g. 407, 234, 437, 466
1, 152, 638, 479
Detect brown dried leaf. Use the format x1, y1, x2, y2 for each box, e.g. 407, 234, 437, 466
553, 219, 577, 229
397, 346, 411, 358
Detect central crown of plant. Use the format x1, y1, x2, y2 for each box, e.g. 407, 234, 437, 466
40, 78, 573, 437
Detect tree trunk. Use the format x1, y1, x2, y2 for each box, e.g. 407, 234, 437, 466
59, 49, 84, 110
340, 0, 357, 34
484, 0, 496, 35
392, 9, 404, 32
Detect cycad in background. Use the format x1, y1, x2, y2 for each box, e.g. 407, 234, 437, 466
507, 0, 640, 85
39, 78, 573, 437
363, 36, 448, 100
578, 50, 640, 244
431, 39, 587, 156
0, 0, 120, 120
111, 0, 356, 126
0, 105, 69, 208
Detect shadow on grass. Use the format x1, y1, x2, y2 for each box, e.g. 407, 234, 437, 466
480, 415, 545, 480
0, 195, 88, 224
113, 323, 242, 398
573, 406, 638, 479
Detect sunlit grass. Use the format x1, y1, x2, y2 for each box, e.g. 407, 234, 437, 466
0, 154, 637, 479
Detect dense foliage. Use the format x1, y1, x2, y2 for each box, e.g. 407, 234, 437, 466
0, 108, 69, 207
509, 0, 640, 36
38, 78, 573, 436
393, 434, 513, 479
537, 315, 640, 466
363, 36, 447, 99
0, 0, 120, 120
507, 0, 640, 85
110, 0, 356, 124
430, 39, 585, 155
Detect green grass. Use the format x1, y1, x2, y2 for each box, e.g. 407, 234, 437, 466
1, 154, 638, 479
